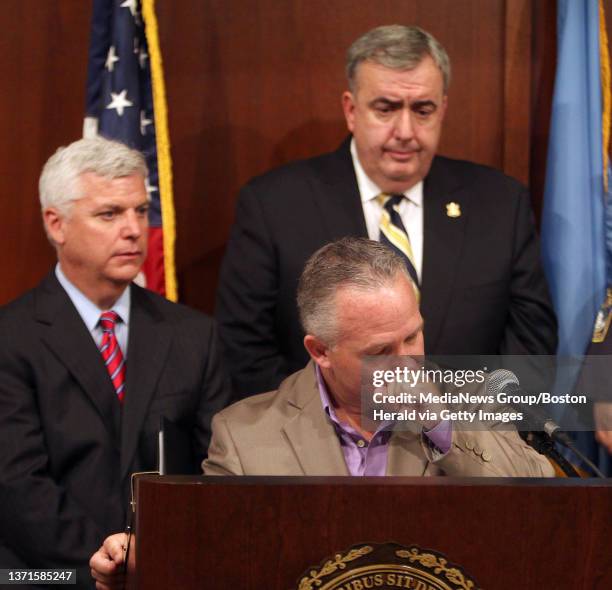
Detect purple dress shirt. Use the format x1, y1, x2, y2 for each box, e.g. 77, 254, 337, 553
315, 366, 452, 476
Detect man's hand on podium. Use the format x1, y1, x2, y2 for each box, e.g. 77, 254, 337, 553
90, 532, 127, 590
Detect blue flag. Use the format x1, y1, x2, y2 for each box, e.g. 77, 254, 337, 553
541, 0, 606, 358
542, 0, 611, 475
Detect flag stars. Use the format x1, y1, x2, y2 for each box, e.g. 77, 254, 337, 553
105, 46, 119, 72
140, 110, 152, 135
106, 90, 133, 116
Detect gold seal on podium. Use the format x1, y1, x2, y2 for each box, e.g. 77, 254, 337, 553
297, 543, 480, 590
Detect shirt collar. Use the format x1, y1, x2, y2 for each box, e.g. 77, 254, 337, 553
350, 138, 424, 207
55, 263, 131, 330
315, 364, 342, 426
315, 364, 394, 437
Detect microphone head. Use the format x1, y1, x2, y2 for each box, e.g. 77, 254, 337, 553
485, 368, 519, 396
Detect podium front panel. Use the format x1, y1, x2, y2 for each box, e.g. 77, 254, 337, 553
131, 476, 612, 589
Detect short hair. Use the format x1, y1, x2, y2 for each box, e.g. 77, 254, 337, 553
39, 136, 148, 216
297, 237, 411, 344
346, 25, 451, 94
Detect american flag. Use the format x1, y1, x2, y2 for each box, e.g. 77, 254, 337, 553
84, 0, 177, 300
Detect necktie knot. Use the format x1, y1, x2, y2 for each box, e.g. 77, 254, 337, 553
99, 311, 119, 333
378, 193, 404, 212
387, 193, 404, 208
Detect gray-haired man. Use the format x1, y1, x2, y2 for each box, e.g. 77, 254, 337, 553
0, 137, 229, 588
89, 237, 553, 590
90, 238, 554, 590
206, 237, 554, 478
216, 24, 557, 399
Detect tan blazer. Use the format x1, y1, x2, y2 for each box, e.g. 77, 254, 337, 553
203, 363, 554, 477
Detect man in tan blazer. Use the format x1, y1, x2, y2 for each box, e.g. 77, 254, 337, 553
90, 237, 553, 589
203, 238, 554, 478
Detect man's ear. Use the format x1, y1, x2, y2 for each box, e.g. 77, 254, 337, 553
304, 334, 332, 370
43, 208, 67, 246
341, 91, 356, 133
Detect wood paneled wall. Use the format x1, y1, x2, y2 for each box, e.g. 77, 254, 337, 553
0, 1, 608, 311
160, 0, 536, 311
0, 2, 92, 304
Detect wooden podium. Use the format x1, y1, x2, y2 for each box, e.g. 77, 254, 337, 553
127, 476, 612, 589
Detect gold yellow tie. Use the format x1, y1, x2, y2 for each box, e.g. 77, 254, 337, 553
377, 193, 420, 300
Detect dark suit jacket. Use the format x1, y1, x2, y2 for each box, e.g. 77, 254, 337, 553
216, 137, 557, 397
0, 273, 230, 588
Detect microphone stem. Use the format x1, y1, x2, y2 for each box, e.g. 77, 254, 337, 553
523, 431, 581, 477
553, 433, 606, 478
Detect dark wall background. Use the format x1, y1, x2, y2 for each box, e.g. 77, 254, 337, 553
0, 1, 609, 311
0, 2, 92, 304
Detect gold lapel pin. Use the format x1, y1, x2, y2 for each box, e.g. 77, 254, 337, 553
446, 202, 461, 218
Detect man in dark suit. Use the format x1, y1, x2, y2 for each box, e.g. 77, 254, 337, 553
0, 137, 229, 588
216, 24, 557, 398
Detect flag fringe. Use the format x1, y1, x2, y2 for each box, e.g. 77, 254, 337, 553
142, 0, 178, 302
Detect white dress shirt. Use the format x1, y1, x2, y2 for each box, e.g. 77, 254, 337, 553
55, 264, 131, 358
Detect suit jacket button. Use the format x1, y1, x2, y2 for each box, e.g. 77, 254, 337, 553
482, 450, 492, 462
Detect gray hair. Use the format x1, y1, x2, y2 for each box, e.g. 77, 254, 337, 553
39, 136, 148, 215
346, 25, 451, 94
297, 237, 411, 344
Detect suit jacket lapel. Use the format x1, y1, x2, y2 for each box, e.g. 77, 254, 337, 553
310, 137, 369, 240
386, 431, 429, 476
276, 365, 432, 476
36, 273, 121, 442
119, 286, 172, 480
421, 157, 469, 352
281, 364, 349, 475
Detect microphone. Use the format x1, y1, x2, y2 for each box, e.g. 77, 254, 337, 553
485, 369, 570, 444
486, 369, 604, 478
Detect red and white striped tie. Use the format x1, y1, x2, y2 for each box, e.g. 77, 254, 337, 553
99, 311, 126, 403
